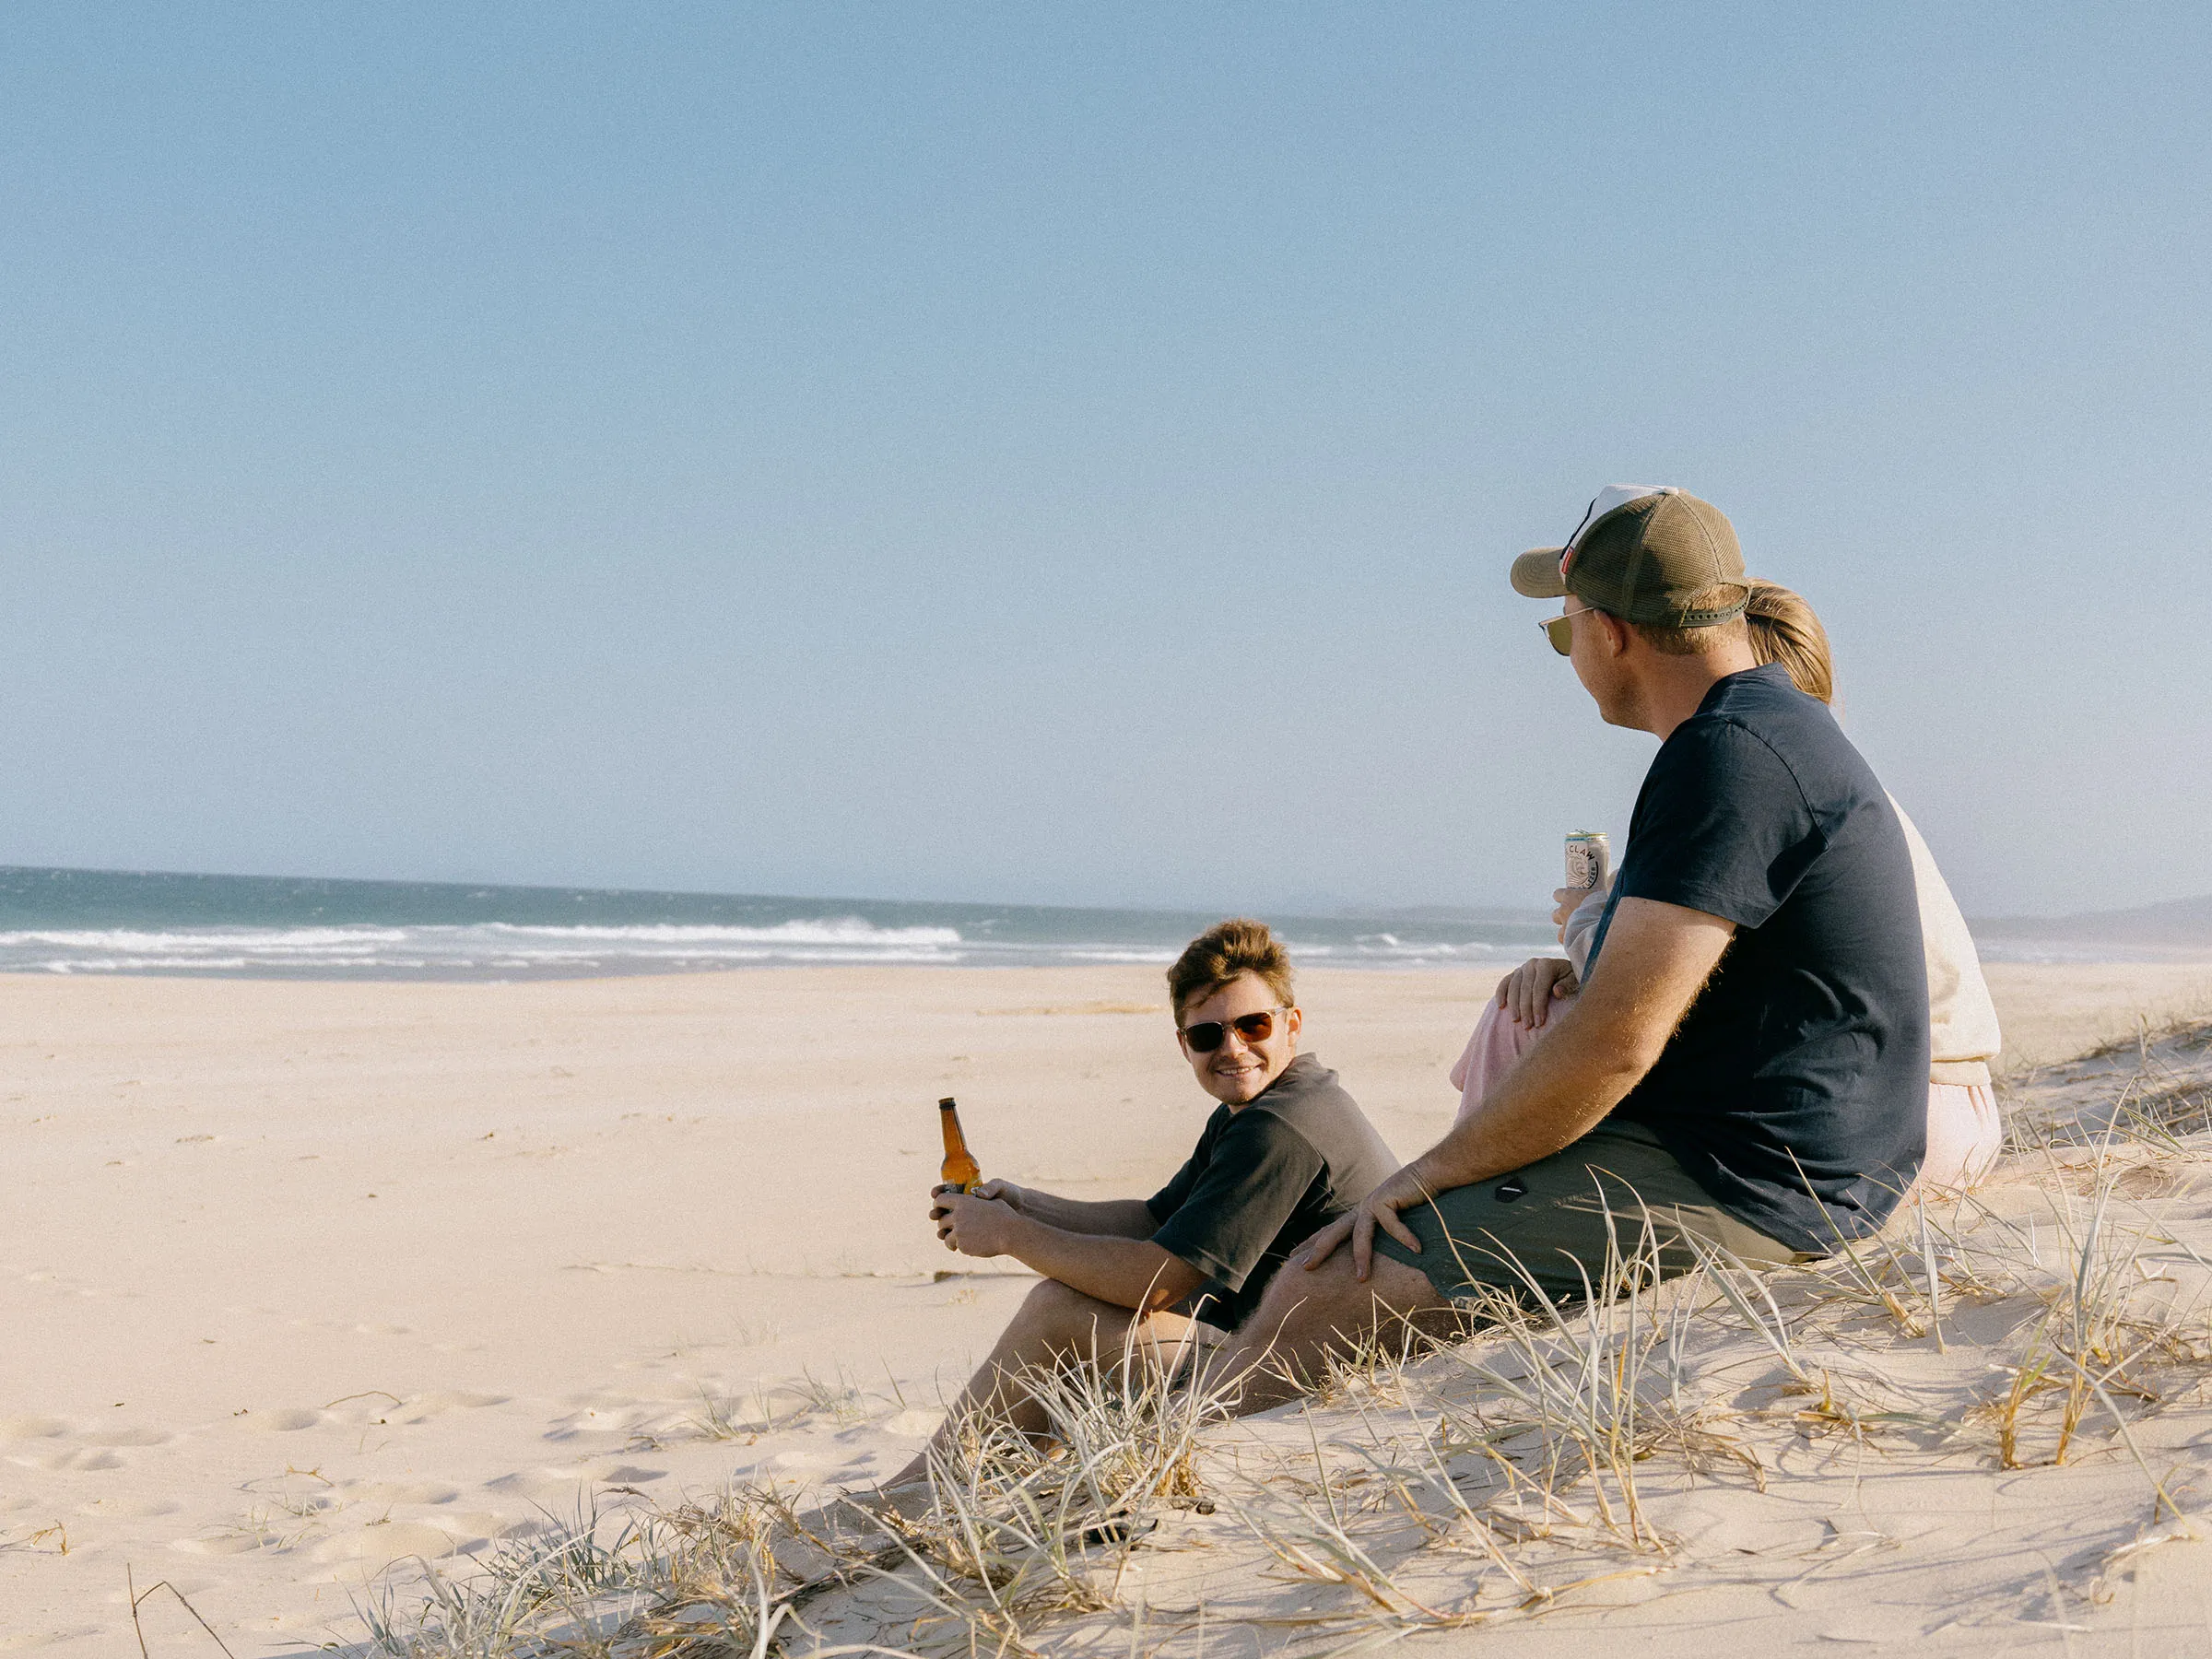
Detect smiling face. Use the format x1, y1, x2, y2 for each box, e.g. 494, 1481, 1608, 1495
1177, 970, 1301, 1109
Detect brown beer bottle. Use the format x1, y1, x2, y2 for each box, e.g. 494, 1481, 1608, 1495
938, 1096, 982, 1193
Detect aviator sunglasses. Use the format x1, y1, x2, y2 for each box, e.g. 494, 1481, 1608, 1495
1179, 1007, 1288, 1053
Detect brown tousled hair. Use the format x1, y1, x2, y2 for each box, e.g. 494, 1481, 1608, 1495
1166, 918, 1295, 1021
1744, 579, 1836, 703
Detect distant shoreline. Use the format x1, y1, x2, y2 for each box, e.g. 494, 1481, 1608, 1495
0, 864, 1558, 978
4, 864, 2207, 980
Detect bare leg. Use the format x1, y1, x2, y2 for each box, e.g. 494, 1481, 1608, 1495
1206, 1248, 1460, 1416
886, 1278, 1208, 1489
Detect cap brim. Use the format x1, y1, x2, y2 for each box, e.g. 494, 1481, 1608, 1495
1511, 547, 1570, 599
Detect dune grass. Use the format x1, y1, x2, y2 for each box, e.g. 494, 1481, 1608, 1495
356, 1018, 2212, 1659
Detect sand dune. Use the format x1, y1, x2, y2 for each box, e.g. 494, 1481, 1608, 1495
6, 961, 2212, 1653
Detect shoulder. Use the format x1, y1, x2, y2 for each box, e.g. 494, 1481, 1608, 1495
1641, 712, 1814, 828
1655, 712, 1799, 777
1248, 1056, 1390, 1170
1230, 1059, 1347, 1141
1252, 1055, 1360, 1123
1670, 676, 1814, 763
1650, 670, 1872, 812
1194, 1099, 1327, 1187
1182, 1101, 1234, 1152
1221, 1103, 1315, 1147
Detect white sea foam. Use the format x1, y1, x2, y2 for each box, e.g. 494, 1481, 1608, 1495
0, 916, 982, 977
0, 926, 412, 950
472, 919, 964, 947
0, 877, 1577, 982
18, 924, 2135, 978
0, 866, 2163, 982
0, 912, 1571, 975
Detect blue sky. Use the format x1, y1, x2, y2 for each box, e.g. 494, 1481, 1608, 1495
3, 3, 2206, 917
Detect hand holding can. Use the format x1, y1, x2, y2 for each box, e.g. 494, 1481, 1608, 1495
1564, 831, 1610, 892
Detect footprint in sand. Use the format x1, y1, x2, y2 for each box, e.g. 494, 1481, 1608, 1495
486, 1470, 582, 1503
83, 1425, 171, 1448
260, 1407, 325, 1432
339, 1479, 463, 1506
440, 1509, 529, 1547
391, 1391, 510, 1425
78, 1496, 181, 1517
26, 1447, 124, 1472
172, 1532, 273, 1557
0, 1416, 71, 1442
558, 1389, 639, 1411
487, 1463, 666, 1503
310, 1520, 468, 1574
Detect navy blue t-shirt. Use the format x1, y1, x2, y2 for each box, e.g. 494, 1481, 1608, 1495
1585, 664, 1930, 1253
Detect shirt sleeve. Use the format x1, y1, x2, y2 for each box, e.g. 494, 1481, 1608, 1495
1616, 721, 1824, 931
1147, 1154, 1201, 1224
1147, 1110, 1325, 1291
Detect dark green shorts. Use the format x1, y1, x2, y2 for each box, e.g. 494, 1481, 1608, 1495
1372, 1119, 1806, 1306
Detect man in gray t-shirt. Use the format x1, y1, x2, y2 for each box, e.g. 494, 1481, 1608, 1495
881, 919, 1394, 1495
1147, 1053, 1396, 1329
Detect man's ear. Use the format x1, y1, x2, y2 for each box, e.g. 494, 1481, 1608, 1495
1595, 611, 1634, 657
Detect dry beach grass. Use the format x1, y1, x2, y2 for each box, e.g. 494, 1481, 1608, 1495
8, 963, 2212, 1654
356, 1020, 2212, 1657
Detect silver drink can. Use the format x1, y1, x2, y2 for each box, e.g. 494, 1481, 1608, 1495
1564, 830, 1611, 891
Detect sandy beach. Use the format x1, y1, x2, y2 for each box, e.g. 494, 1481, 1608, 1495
7, 959, 2212, 1653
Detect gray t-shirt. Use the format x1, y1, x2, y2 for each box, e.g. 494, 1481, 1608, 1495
1146, 1054, 1396, 1328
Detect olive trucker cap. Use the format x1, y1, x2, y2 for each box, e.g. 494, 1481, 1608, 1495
1509, 484, 1748, 627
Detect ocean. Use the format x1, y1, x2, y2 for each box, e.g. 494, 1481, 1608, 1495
0, 866, 1561, 980
0, 865, 2177, 981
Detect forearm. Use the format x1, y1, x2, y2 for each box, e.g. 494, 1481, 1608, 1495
1405, 897, 1733, 1197
1003, 1216, 1196, 1311
1410, 995, 1654, 1193
1009, 1190, 1160, 1239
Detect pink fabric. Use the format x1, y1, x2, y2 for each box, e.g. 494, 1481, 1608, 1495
1921, 1081, 2002, 1193
1450, 994, 1553, 1128
1448, 994, 2004, 1192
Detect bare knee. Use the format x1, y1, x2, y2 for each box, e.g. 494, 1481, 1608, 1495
1018, 1277, 1102, 1320
1252, 1250, 1432, 1341
1235, 1264, 1331, 1354
1006, 1277, 1121, 1354
1222, 1252, 1447, 1389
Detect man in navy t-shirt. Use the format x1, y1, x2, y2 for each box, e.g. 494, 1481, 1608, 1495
1210, 486, 1931, 1411
1580, 659, 1929, 1249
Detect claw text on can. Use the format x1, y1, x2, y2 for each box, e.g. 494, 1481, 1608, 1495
1565, 831, 1611, 892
